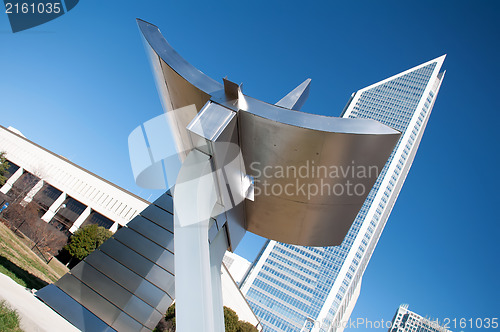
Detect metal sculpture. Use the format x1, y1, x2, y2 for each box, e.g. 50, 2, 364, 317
37, 19, 400, 332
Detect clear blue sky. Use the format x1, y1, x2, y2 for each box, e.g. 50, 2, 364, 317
1, 1, 498, 330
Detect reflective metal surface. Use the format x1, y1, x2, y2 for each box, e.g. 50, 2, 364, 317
69, 262, 160, 327
37, 193, 177, 332
56, 273, 126, 328
36, 284, 117, 332
139, 205, 174, 232
127, 216, 174, 253
239, 111, 398, 246
275, 78, 311, 111
98, 238, 174, 295
137, 19, 401, 247
84, 250, 172, 312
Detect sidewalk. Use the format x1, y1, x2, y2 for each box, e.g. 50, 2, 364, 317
0, 272, 80, 332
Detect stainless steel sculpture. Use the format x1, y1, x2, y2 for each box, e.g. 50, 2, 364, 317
37, 19, 400, 332
137, 19, 400, 248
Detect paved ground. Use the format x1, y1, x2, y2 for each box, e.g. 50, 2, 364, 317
0, 273, 80, 332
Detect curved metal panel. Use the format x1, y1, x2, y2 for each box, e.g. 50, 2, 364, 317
137, 18, 401, 247
239, 111, 399, 246
138, 19, 218, 160
137, 19, 222, 96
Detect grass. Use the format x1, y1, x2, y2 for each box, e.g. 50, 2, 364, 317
0, 256, 47, 289
0, 300, 23, 332
0, 221, 68, 289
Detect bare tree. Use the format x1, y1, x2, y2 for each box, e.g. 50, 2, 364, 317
4, 202, 67, 258
3, 201, 38, 230
3, 167, 45, 231
28, 220, 68, 256
9, 168, 44, 206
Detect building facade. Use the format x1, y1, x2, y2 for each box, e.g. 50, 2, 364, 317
223, 251, 252, 285
0, 125, 149, 235
240, 56, 446, 332
389, 304, 451, 332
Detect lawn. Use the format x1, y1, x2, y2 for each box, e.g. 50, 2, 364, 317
0, 221, 68, 289
0, 300, 23, 332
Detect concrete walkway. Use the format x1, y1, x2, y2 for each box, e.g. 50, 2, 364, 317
0, 273, 80, 332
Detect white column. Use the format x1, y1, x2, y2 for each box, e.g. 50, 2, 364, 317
0, 167, 23, 194
21, 179, 44, 205
69, 206, 91, 233
110, 222, 119, 233
173, 150, 218, 332
210, 227, 229, 332
41, 192, 67, 222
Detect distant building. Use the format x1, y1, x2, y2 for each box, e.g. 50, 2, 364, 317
224, 251, 252, 285
389, 304, 451, 332
0, 125, 149, 235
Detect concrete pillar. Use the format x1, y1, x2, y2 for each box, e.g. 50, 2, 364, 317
41, 192, 67, 223
0, 167, 23, 194
21, 179, 44, 206
69, 206, 91, 233
109, 222, 119, 233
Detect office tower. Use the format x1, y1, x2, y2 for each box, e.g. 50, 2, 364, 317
389, 304, 451, 332
240, 56, 446, 332
223, 251, 252, 285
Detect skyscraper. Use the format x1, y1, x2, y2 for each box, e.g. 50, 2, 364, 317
240, 56, 446, 332
389, 304, 451, 332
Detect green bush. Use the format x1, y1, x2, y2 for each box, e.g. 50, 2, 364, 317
237, 320, 258, 332
164, 303, 175, 330
224, 306, 239, 332
154, 303, 258, 332
64, 224, 112, 261
0, 300, 22, 332
0, 152, 10, 186
154, 303, 175, 332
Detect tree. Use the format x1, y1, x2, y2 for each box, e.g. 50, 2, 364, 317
224, 306, 240, 332
3, 201, 38, 230
165, 304, 175, 327
5, 168, 43, 209
237, 321, 259, 332
154, 303, 175, 332
0, 152, 10, 186
154, 304, 258, 332
64, 224, 112, 261
25, 214, 68, 256
3, 202, 67, 258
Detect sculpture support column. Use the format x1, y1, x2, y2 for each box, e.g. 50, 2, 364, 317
210, 226, 229, 331
173, 149, 220, 332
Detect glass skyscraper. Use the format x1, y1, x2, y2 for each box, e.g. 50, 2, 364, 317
389, 304, 451, 332
240, 56, 446, 332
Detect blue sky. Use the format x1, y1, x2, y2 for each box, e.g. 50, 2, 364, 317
1, 1, 499, 330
